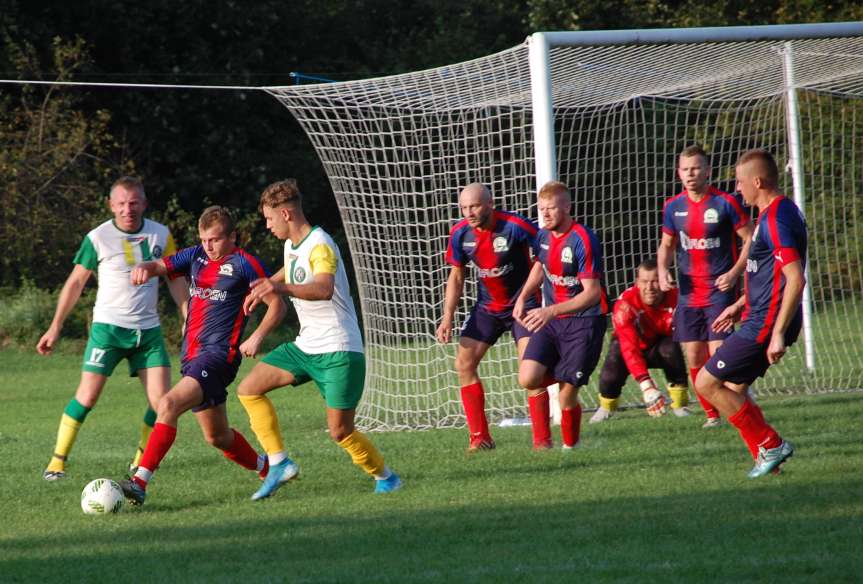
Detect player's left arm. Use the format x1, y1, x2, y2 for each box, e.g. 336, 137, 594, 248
239, 291, 287, 358
766, 259, 805, 364
716, 222, 754, 292
246, 244, 336, 312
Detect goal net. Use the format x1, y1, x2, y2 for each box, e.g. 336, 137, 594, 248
265, 27, 863, 430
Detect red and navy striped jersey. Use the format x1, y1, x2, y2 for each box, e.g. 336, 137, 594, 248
661, 187, 749, 308
446, 210, 539, 314
532, 222, 609, 318
165, 245, 270, 364
739, 196, 807, 343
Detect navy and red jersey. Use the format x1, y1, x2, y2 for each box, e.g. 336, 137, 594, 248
612, 285, 677, 381
662, 186, 750, 308
739, 196, 807, 343
165, 245, 270, 364
446, 210, 540, 313
533, 222, 609, 318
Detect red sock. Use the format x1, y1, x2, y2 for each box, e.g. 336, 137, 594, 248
691, 367, 720, 418
135, 422, 177, 488
560, 405, 582, 447
461, 382, 490, 440
221, 429, 262, 472
728, 398, 781, 458
528, 392, 552, 448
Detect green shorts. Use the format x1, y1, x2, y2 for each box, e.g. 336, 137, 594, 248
262, 343, 365, 410
81, 323, 171, 377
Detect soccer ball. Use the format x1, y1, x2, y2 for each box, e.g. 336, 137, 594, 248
80, 478, 125, 515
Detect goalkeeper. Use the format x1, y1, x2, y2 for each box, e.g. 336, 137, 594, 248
590, 259, 689, 423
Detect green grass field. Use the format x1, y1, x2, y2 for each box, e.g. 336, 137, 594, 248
1, 348, 861, 583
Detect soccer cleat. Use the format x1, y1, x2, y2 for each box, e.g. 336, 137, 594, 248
748, 440, 794, 479
702, 417, 722, 429
119, 478, 146, 506
561, 442, 580, 451
642, 388, 667, 417
533, 439, 554, 450
374, 472, 402, 494
672, 406, 692, 418
467, 435, 496, 452
589, 408, 613, 424
42, 469, 66, 481
251, 458, 299, 501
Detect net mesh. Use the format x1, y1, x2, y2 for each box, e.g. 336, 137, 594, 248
266, 36, 863, 430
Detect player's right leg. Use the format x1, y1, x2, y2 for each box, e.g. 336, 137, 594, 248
194, 403, 268, 479
682, 340, 721, 426
454, 337, 494, 452
43, 372, 109, 480
237, 346, 302, 500
129, 327, 172, 471
591, 338, 627, 424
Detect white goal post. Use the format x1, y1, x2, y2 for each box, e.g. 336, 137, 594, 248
265, 22, 863, 431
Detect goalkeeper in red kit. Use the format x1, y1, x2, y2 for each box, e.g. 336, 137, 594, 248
589, 259, 689, 423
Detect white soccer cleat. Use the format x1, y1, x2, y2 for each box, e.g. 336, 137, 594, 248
589, 408, 613, 424
672, 406, 692, 417
702, 417, 722, 429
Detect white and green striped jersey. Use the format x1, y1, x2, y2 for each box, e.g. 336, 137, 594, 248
284, 226, 363, 354
73, 218, 177, 329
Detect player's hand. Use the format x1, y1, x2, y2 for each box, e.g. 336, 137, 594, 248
130, 264, 153, 285
244, 278, 276, 315
715, 271, 736, 292
767, 332, 786, 364
513, 296, 526, 323
658, 268, 676, 292
521, 306, 556, 332
435, 317, 452, 344
711, 303, 743, 333
239, 334, 263, 359
640, 378, 667, 417
36, 328, 60, 356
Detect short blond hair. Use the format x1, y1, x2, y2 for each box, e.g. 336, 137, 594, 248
198, 205, 235, 234
737, 149, 779, 188
538, 180, 570, 200
110, 176, 146, 199
260, 179, 302, 211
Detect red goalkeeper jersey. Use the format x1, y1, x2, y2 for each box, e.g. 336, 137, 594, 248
611, 285, 677, 381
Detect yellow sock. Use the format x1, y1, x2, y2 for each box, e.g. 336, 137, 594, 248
669, 384, 689, 409
238, 394, 285, 455
599, 396, 619, 412
131, 423, 153, 469
47, 414, 83, 472
338, 430, 386, 478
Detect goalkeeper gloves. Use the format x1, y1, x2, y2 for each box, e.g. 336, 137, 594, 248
639, 378, 667, 417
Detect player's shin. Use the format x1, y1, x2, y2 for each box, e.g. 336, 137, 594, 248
221, 428, 265, 473
528, 390, 552, 449
460, 382, 492, 442
728, 398, 781, 459
338, 430, 387, 478
691, 367, 720, 419
560, 404, 582, 448
46, 399, 92, 473
133, 422, 177, 489
238, 394, 287, 464
130, 407, 157, 470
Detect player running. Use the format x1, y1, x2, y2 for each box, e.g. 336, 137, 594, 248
37, 177, 188, 481
237, 179, 401, 500
696, 149, 804, 478
119, 206, 284, 505
515, 180, 609, 450
657, 145, 753, 426
436, 183, 552, 450
589, 259, 689, 423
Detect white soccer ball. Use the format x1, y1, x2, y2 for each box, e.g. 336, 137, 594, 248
80, 478, 125, 515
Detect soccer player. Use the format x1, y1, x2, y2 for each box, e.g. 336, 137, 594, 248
236, 179, 401, 500
514, 180, 609, 450
36, 177, 189, 481
119, 206, 284, 505
696, 150, 803, 478
436, 183, 552, 450
657, 145, 753, 427
589, 259, 689, 423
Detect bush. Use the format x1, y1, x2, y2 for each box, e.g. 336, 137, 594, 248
0, 280, 94, 348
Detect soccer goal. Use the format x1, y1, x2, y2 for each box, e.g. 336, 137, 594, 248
265, 22, 863, 431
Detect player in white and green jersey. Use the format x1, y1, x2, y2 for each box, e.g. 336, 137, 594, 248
237, 179, 401, 499
36, 177, 189, 480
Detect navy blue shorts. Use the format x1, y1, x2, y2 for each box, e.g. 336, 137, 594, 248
704, 317, 801, 385
461, 305, 531, 345
673, 304, 733, 342
181, 354, 240, 412
522, 316, 607, 387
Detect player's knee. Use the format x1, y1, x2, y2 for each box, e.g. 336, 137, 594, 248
328, 426, 351, 442
205, 429, 233, 449
518, 369, 540, 390
454, 353, 478, 378
155, 393, 182, 418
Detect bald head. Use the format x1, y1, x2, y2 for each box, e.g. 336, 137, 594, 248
458, 183, 494, 229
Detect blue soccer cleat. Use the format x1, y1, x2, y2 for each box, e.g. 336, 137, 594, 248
748, 440, 794, 479
374, 471, 402, 494
119, 478, 147, 506
251, 458, 299, 501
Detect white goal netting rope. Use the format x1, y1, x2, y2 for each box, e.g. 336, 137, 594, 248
266, 36, 863, 430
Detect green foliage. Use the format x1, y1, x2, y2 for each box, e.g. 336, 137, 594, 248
1, 348, 862, 582
0, 280, 94, 346
0, 34, 133, 289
